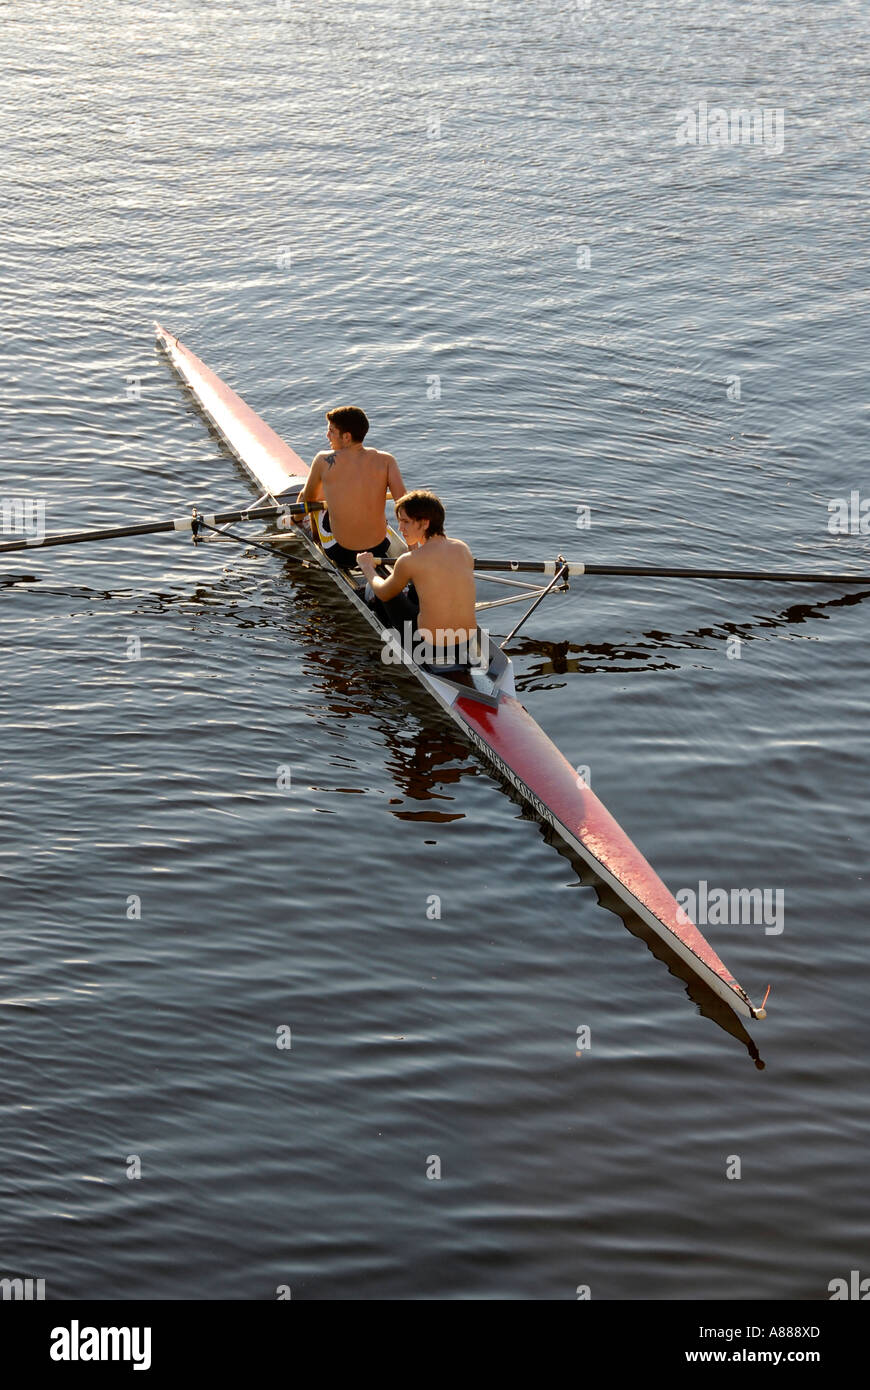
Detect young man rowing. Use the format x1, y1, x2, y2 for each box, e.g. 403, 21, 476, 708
356, 490, 481, 667
297, 406, 406, 569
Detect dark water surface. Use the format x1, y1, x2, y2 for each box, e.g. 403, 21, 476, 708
1, 0, 868, 1299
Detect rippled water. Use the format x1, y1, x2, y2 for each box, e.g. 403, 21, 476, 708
1, 0, 869, 1299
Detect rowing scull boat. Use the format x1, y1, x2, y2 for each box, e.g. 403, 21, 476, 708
155, 324, 764, 1022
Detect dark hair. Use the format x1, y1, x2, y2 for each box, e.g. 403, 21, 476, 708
395, 489, 445, 537
326, 406, 369, 443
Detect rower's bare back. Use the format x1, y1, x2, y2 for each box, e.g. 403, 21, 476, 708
316, 449, 399, 549
408, 536, 478, 640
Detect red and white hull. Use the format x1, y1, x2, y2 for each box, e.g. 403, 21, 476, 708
155, 324, 762, 1021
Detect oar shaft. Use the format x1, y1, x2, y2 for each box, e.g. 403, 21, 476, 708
474, 559, 870, 585
585, 564, 870, 583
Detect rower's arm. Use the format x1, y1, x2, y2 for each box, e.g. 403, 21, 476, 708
386, 454, 406, 501
298, 455, 326, 506
362, 551, 414, 601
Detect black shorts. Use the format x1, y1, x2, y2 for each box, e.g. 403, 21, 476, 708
323, 535, 390, 570
320, 510, 390, 571
372, 585, 420, 641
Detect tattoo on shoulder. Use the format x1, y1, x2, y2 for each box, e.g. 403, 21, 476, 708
325, 452, 336, 469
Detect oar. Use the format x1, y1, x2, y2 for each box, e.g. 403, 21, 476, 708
0, 501, 323, 557
474, 559, 870, 585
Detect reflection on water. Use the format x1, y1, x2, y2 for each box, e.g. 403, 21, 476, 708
497, 585, 870, 691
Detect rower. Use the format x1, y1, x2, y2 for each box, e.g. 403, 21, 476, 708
296, 406, 406, 569
356, 490, 479, 667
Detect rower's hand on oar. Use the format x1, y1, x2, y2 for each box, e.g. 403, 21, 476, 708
356, 552, 375, 578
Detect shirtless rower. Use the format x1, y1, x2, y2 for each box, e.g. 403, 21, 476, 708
356, 490, 478, 665
296, 406, 406, 569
